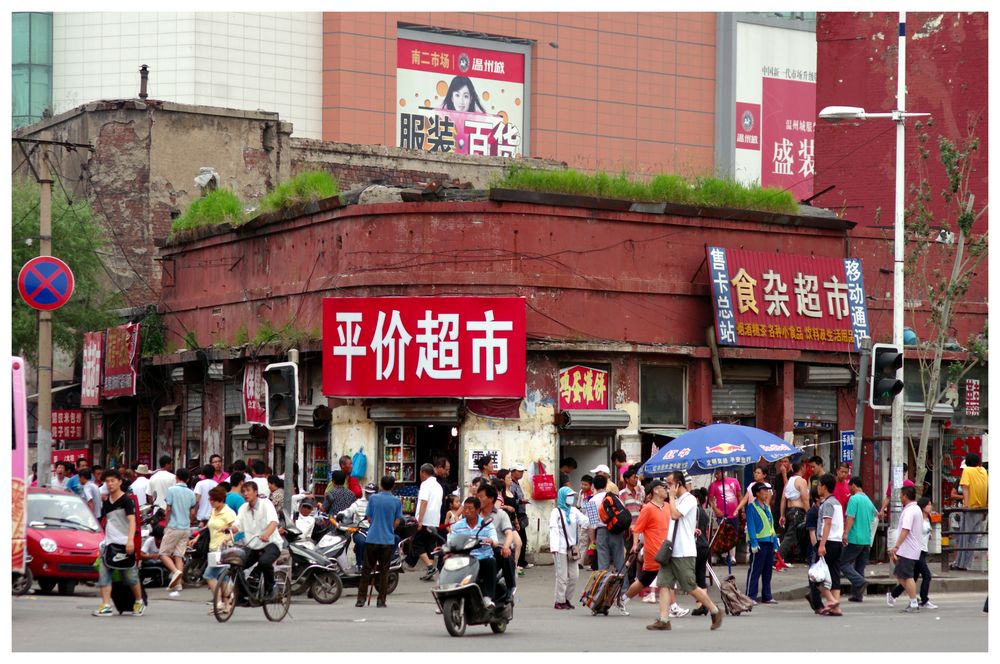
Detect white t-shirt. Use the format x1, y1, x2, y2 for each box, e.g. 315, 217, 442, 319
819, 496, 845, 542
193, 478, 219, 521
252, 476, 270, 499
82, 482, 103, 518
234, 498, 284, 550
417, 476, 444, 528
130, 475, 151, 505
666, 491, 699, 558
148, 469, 176, 508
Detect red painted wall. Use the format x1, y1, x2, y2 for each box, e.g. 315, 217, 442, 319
814, 12, 988, 347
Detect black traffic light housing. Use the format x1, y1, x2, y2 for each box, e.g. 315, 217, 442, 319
262, 362, 298, 430
870, 343, 904, 411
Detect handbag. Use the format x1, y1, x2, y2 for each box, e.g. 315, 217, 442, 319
350, 447, 367, 478
559, 510, 581, 561
532, 460, 558, 500
655, 513, 680, 566
102, 542, 136, 570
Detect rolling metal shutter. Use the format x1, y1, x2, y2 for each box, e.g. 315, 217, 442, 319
225, 381, 242, 417
712, 384, 757, 417
794, 388, 838, 422
186, 384, 203, 438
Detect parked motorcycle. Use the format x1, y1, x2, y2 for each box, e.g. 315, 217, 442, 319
284, 525, 344, 604
316, 521, 407, 595
182, 527, 209, 587
431, 519, 512, 637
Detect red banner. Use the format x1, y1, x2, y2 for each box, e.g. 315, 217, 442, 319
243, 362, 266, 424
559, 365, 610, 410
398, 38, 524, 84
81, 331, 103, 407
52, 448, 90, 466
103, 323, 140, 398
322, 297, 526, 398
708, 247, 870, 353
52, 409, 84, 441
760, 77, 815, 201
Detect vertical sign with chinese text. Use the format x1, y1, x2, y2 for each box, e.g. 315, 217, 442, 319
322, 297, 526, 398
707, 247, 870, 352
243, 362, 266, 424
81, 331, 103, 407
103, 323, 140, 398
396, 37, 525, 157
51, 409, 84, 440
840, 430, 855, 464
965, 379, 981, 416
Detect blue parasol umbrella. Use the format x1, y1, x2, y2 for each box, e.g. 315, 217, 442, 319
641, 423, 802, 477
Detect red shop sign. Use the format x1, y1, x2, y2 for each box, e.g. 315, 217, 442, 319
51, 409, 84, 441
322, 297, 526, 398
103, 323, 141, 398
559, 365, 610, 411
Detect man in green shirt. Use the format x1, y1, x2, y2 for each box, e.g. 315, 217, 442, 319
840, 477, 877, 602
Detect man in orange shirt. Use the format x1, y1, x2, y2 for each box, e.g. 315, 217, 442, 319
619, 481, 677, 615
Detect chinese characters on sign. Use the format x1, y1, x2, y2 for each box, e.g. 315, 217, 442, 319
558, 365, 609, 410
707, 247, 870, 352
840, 430, 855, 464
322, 297, 526, 398
761, 77, 815, 200
81, 331, 103, 407
51, 409, 84, 440
103, 323, 141, 398
243, 362, 266, 424
469, 449, 502, 471
396, 37, 525, 157
965, 379, 981, 417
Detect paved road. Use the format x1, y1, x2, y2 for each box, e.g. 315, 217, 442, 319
12, 569, 988, 651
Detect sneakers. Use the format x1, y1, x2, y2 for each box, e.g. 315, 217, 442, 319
762, 599, 779, 605
355, 599, 366, 608
669, 604, 690, 618
642, 592, 657, 604
524, 563, 535, 569
646, 619, 671, 630
620, 594, 632, 613
92, 604, 113, 617
710, 608, 723, 630
920, 601, 938, 610
886, 592, 897, 608
131, 600, 145, 617
617, 602, 630, 616
419, 565, 437, 582
904, 603, 921, 613
554, 602, 570, 610
168, 589, 181, 598
168, 569, 183, 589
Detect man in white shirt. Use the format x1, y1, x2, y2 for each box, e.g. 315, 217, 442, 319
648, 471, 722, 632
250, 460, 271, 499
230, 480, 283, 600
78, 469, 103, 519
148, 455, 176, 509
130, 464, 152, 506
412, 463, 443, 581
193, 463, 219, 523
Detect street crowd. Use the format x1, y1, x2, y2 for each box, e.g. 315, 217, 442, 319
33, 447, 988, 627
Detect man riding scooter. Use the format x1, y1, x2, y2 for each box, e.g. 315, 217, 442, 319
476, 484, 516, 600
449, 497, 500, 607
334, 482, 376, 572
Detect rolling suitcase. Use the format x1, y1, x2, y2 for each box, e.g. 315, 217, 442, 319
579, 553, 633, 615
707, 563, 753, 616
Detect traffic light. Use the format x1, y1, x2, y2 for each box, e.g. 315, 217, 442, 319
262, 362, 298, 430
869, 343, 904, 411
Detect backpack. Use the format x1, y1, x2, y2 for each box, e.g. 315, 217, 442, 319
598, 493, 632, 535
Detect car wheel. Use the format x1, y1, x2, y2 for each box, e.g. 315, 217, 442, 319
12, 569, 33, 596
37, 578, 57, 594
57, 580, 77, 596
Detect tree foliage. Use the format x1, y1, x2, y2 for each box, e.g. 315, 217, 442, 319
11, 176, 121, 363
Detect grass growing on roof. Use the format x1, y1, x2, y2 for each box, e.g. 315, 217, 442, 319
170, 189, 246, 235
259, 170, 339, 213
493, 166, 799, 214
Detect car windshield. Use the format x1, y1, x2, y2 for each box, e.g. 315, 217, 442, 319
28, 493, 101, 532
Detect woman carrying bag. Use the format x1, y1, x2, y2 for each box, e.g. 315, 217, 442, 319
549, 485, 589, 609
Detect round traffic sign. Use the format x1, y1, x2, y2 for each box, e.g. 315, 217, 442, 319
18, 256, 75, 311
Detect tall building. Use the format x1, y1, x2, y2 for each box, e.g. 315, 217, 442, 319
12, 12, 53, 129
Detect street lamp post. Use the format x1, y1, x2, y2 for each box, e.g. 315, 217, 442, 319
818, 12, 928, 545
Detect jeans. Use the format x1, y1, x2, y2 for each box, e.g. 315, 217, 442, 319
596, 528, 625, 572
97, 560, 139, 587
954, 510, 986, 569
745, 540, 775, 601
839, 543, 870, 599
359, 543, 393, 603
779, 507, 806, 562
353, 531, 367, 568
553, 551, 580, 603
245, 543, 280, 592
891, 550, 932, 604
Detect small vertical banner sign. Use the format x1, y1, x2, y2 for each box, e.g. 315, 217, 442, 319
965, 379, 980, 417
840, 430, 855, 464
103, 323, 141, 398
558, 365, 610, 410
51, 409, 84, 441
81, 331, 104, 407
243, 362, 266, 424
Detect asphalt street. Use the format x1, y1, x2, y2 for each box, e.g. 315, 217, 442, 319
12, 566, 989, 652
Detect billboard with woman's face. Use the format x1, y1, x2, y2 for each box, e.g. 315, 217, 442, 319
396, 36, 526, 157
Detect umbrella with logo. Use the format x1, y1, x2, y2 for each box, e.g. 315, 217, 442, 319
640, 424, 803, 574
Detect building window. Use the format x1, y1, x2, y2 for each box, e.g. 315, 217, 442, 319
12, 12, 53, 129
640, 365, 687, 427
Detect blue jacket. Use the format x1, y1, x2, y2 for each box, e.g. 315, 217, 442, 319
745, 501, 777, 548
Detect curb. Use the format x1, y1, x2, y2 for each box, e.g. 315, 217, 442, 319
772, 576, 988, 601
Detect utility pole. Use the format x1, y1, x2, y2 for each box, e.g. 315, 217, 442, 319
853, 337, 872, 475
36, 146, 54, 487
283, 348, 299, 525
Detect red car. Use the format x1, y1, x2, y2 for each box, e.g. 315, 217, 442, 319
26, 486, 104, 594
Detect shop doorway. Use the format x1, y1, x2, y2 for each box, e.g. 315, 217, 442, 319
379, 423, 459, 487
560, 432, 612, 490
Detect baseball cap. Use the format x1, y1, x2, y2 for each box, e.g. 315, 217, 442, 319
300, 497, 316, 509
647, 480, 666, 492
590, 464, 612, 475
512, 462, 528, 472
752, 482, 773, 495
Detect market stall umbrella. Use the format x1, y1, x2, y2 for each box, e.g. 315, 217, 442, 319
641, 424, 802, 477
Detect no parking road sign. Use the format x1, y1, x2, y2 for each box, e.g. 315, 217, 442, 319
18, 256, 75, 311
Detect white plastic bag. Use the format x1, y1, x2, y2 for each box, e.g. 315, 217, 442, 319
808, 556, 831, 589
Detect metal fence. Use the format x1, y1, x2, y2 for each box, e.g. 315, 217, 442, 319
940, 507, 988, 573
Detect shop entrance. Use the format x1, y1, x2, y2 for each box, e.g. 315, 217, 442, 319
379, 423, 459, 511
560, 432, 612, 490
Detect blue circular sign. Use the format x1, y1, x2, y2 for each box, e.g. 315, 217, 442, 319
18, 256, 75, 311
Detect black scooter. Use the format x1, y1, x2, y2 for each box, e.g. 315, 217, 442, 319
283, 525, 344, 604
431, 518, 512, 637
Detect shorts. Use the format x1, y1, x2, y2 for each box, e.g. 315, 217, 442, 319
636, 569, 658, 588
203, 562, 227, 581
893, 555, 917, 580
160, 528, 190, 558
97, 558, 139, 587
412, 527, 438, 556
657, 556, 697, 593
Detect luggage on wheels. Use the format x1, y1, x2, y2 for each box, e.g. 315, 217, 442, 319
579, 552, 634, 616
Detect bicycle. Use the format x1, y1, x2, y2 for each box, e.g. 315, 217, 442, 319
212, 539, 292, 623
